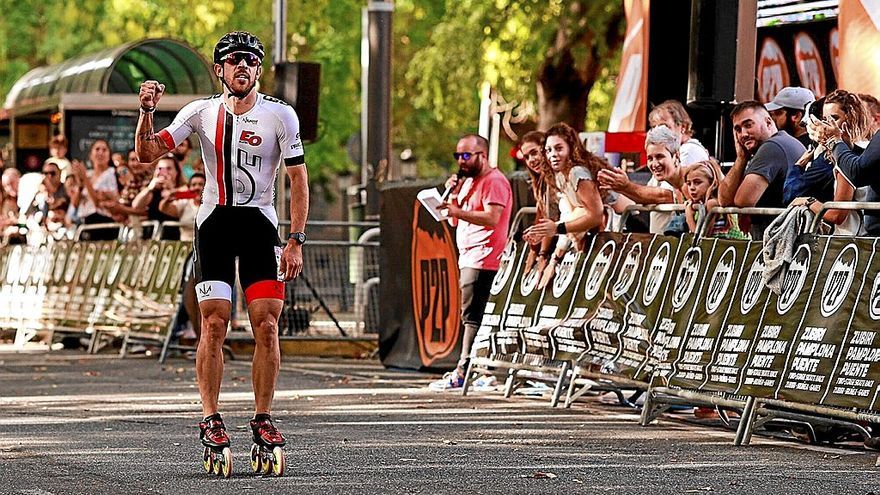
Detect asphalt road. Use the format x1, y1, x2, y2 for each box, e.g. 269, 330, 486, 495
0, 351, 878, 495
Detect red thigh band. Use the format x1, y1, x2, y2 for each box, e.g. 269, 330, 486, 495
244, 280, 285, 305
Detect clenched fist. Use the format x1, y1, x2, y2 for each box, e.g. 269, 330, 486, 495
139, 80, 166, 110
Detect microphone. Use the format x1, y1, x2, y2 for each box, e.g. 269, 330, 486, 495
440, 169, 463, 201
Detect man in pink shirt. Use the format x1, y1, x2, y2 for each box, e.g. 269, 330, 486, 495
430, 134, 512, 390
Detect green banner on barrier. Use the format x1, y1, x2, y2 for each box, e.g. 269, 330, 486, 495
697, 241, 763, 393
522, 244, 585, 359
467, 231, 880, 413
472, 239, 525, 359
666, 238, 749, 390
773, 238, 871, 404
496, 243, 545, 357
735, 236, 829, 398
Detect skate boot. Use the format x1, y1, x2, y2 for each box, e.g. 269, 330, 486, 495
199, 413, 233, 478
249, 413, 286, 476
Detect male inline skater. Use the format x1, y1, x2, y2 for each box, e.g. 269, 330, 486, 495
135, 31, 309, 477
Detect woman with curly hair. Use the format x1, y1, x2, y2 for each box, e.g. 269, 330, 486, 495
524, 123, 614, 284
798, 89, 873, 235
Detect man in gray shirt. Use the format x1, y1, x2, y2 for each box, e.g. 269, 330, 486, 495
718, 101, 806, 239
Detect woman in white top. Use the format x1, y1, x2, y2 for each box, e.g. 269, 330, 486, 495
794, 89, 873, 236
159, 172, 204, 243
69, 139, 119, 240
524, 123, 609, 285
648, 100, 709, 166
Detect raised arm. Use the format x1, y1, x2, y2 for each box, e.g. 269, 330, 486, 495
831, 136, 880, 189
597, 167, 674, 204
135, 80, 171, 163
718, 138, 749, 206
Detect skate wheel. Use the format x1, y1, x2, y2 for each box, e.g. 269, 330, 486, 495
250, 444, 262, 473
202, 447, 212, 473
212, 454, 221, 475
261, 451, 271, 474
219, 447, 233, 478
271, 446, 285, 477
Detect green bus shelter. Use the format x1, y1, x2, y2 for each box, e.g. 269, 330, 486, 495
1, 38, 218, 169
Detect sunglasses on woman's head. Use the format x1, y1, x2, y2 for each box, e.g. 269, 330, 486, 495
223, 52, 261, 67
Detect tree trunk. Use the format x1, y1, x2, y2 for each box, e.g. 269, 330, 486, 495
536, 1, 625, 132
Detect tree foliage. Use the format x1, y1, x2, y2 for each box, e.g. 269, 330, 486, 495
404, 0, 624, 134
0, 0, 624, 185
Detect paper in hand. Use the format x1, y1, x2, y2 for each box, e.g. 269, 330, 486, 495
417, 187, 450, 221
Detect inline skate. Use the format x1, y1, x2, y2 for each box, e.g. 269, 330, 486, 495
199, 413, 233, 478
249, 413, 286, 476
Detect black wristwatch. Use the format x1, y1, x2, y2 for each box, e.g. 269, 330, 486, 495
288, 231, 306, 245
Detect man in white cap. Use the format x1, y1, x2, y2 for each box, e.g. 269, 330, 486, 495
766, 86, 815, 148
766, 86, 815, 203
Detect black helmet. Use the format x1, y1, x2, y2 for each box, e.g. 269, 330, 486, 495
213, 31, 265, 64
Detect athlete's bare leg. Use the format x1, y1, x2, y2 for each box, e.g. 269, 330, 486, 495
248, 298, 284, 414
197, 299, 232, 417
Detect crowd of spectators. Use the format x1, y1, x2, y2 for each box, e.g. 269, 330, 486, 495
0, 135, 204, 245
509, 89, 880, 443
516, 86, 880, 265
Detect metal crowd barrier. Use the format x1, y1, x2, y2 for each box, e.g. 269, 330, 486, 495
464, 203, 880, 451
640, 204, 880, 446
809, 201, 880, 234
73, 220, 182, 242
239, 220, 382, 338
617, 203, 687, 233
463, 206, 581, 407
2, 217, 381, 356
0, 240, 189, 355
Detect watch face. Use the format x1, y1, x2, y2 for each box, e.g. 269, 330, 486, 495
289, 232, 306, 244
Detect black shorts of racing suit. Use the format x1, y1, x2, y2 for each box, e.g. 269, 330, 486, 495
193, 206, 285, 305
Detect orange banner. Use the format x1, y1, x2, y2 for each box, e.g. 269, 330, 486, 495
608, 0, 649, 132
838, 0, 880, 96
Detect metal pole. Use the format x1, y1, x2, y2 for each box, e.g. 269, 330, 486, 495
274, 0, 289, 225
363, 0, 394, 218
478, 82, 491, 138
274, 0, 287, 65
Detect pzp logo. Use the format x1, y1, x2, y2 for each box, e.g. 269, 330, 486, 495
706, 246, 736, 315
870, 272, 880, 321
585, 240, 616, 300
741, 254, 766, 314
642, 242, 670, 307
519, 262, 540, 296
239, 130, 263, 146
490, 241, 517, 296
552, 250, 581, 299
820, 244, 856, 317
612, 242, 642, 301
777, 244, 811, 315
671, 247, 701, 312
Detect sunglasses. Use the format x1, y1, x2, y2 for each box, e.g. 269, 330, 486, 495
42, 171, 57, 176
223, 52, 261, 67
452, 151, 484, 161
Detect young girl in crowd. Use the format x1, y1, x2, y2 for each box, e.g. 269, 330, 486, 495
684, 159, 747, 239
